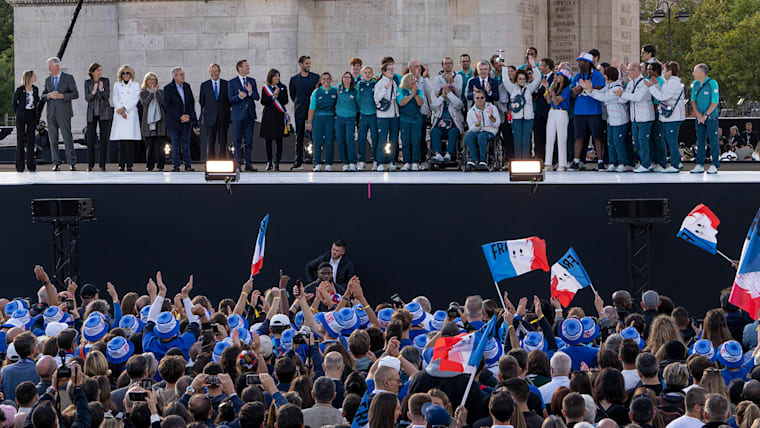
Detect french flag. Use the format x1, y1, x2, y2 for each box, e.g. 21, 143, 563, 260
250, 214, 269, 277
677, 204, 720, 255
550, 247, 593, 307
432, 316, 496, 374
729, 209, 760, 319
481, 237, 549, 283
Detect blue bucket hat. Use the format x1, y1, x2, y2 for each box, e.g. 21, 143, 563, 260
717, 340, 744, 369
404, 302, 426, 326
689, 339, 717, 362
83, 313, 109, 342
413, 334, 427, 353
43, 306, 72, 326
139, 305, 151, 323
294, 311, 304, 330
354, 305, 369, 328
430, 310, 447, 331
378, 308, 395, 330
280, 328, 295, 352
484, 338, 503, 365
236, 327, 252, 346
521, 331, 548, 352
316, 312, 344, 339
559, 317, 584, 346
228, 314, 248, 330
580, 317, 599, 343
213, 340, 230, 362
621, 326, 645, 350
106, 336, 134, 364
119, 315, 142, 337
337, 307, 359, 336
422, 347, 434, 368
154, 312, 180, 339
4, 300, 28, 318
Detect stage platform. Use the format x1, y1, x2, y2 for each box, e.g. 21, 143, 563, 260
0, 165, 758, 316
1, 169, 760, 185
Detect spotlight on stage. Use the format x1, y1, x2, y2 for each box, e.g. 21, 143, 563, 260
509, 160, 543, 182
205, 160, 239, 182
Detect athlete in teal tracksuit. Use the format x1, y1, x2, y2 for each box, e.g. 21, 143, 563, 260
307, 73, 337, 171
335, 72, 359, 171
396, 79, 425, 171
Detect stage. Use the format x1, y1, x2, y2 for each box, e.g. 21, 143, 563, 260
1, 169, 758, 315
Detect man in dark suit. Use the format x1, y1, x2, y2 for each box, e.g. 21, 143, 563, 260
199, 63, 230, 161
288, 56, 320, 170
533, 58, 555, 163
304, 240, 356, 289
164, 67, 199, 171
742, 122, 757, 147
465, 61, 499, 108
228, 59, 259, 171
41, 57, 79, 170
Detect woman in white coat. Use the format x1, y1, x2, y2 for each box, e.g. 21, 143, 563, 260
109, 64, 141, 171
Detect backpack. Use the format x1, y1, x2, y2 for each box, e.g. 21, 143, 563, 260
656, 392, 685, 425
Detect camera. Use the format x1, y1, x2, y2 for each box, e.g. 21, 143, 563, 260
206, 375, 220, 386
245, 374, 261, 385
447, 302, 461, 318
56, 350, 71, 378
293, 326, 312, 345
128, 391, 147, 401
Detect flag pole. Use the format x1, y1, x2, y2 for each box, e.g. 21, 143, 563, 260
588, 283, 597, 294
716, 250, 734, 264
494, 281, 509, 312
460, 367, 477, 408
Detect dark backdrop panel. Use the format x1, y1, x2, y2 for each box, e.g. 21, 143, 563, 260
1, 182, 757, 316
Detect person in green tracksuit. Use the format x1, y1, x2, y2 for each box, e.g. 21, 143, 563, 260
335, 72, 359, 171
690, 63, 721, 174
396, 73, 425, 171
306, 72, 337, 171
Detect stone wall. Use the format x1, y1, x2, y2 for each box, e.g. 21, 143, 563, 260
11, 0, 636, 134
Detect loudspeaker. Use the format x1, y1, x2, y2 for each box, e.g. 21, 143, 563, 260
607, 199, 669, 224
32, 198, 95, 222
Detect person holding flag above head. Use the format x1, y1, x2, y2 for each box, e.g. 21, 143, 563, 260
251, 214, 269, 278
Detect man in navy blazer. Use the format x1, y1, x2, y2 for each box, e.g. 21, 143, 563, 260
199, 63, 231, 161
228, 59, 260, 171
164, 66, 199, 171
465, 61, 499, 108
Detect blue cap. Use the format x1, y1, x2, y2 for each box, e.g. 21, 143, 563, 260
106, 336, 134, 364
621, 326, 645, 350
82, 313, 109, 342
378, 308, 394, 330
154, 312, 179, 339
689, 339, 717, 362
213, 341, 230, 362
717, 340, 744, 369
559, 317, 584, 345
404, 302, 426, 326
521, 331, 548, 352
422, 403, 450, 427
580, 317, 599, 343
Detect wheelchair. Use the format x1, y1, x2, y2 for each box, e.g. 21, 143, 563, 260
460, 131, 504, 172
428, 131, 462, 170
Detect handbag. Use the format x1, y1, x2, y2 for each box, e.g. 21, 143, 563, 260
510, 88, 526, 113
376, 79, 394, 112
659, 90, 682, 119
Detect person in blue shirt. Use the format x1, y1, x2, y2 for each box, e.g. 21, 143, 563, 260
0, 332, 40, 401
397, 74, 425, 171
141, 273, 202, 360
690, 63, 721, 174
543, 68, 572, 170
335, 72, 360, 172
569, 52, 606, 171
356, 66, 378, 170
306, 73, 337, 172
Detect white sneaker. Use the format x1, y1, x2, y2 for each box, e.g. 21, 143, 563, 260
663, 166, 679, 173
348, 163, 357, 171
377, 164, 385, 172
313, 164, 322, 172
633, 165, 651, 173
325, 164, 332, 171
615, 165, 627, 173
707, 165, 718, 174
605, 165, 617, 172
443, 153, 452, 161
401, 163, 411, 171
690, 165, 704, 173
342, 164, 349, 171
371, 161, 377, 171
357, 162, 366, 170
678, 162, 683, 169
624, 165, 635, 171
411, 163, 419, 171
431, 153, 444, 162
556, 166, 567, 172
389, 163, 397, 172
420, 161, 429, 170
652, 164, 665, 172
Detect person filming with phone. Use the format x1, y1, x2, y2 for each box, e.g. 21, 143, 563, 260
27, 361, 90, 428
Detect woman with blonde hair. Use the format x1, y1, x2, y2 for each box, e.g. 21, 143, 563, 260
11, 70, 40, 172
699, 368, 729, 399
736, 401, 760, 428
139, 72, 166, 171
644, 315, 682, 355
84, 350, 111, 377
109, 64, 141, 171
396, 73, 424, 171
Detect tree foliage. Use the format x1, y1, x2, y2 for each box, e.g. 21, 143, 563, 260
0, 0, 13, 120
641, 0, 760, 104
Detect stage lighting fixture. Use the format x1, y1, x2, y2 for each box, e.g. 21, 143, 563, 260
205, 160, 239, 182
509, 160, 543, 182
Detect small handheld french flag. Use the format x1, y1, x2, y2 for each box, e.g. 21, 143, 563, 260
677, 204, 720, 255
550, 247, 593, 307
250, 214, 269, 277
481, 237, 549, 282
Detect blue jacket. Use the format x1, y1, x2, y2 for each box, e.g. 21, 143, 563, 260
1, 359, 40, 401
164, 81, 198, 131
142, 320, 199, 360
228, 76, 259, 121
562, 344, 599, 371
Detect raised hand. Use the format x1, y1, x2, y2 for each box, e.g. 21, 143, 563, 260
156, 274, 167, 297
533, 295, 543, 318
348, 276, 363, 300
107, 282, 119, 303
278, 270, 290, 289
182, 275, 194, 299
34, 265, 50, 283
147, 278, 157, 298
191, 304, 206, 317
517, 297, 528, 317
594, 291, 605, 315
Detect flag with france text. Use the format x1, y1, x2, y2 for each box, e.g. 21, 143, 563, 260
432, 316, 497, 373
481, 237, 549, 283
250, 214, 269, 277
677, 204, 720, 255
729, 209, 760, 319
550, 247, 593, 307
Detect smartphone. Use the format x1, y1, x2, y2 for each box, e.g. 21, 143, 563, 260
246, 374, 261, 385
140, 378, 153, 389
66, 299, 75, 310
128, 391, 147, 401
206, 375, 220, 385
